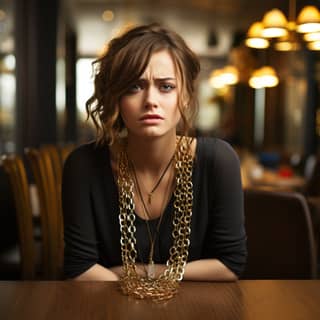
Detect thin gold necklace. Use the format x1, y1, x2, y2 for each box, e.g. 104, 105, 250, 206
134, 154, 175, 205
130, 160, 173, 279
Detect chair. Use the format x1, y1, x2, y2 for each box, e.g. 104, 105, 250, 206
25, 147, 63, 279
305, 197, 320, 272
1, 154, 36, 279
304, 155, 320, 197
243, 188, 317, 279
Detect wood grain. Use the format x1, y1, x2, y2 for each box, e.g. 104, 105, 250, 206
0, 280, 319, 320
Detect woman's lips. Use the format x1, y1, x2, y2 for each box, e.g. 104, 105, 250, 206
139, 114, 164, 124
140, 114, 163, 120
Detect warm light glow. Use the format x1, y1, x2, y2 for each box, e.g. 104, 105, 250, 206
262, 9, 288, 38
307, 41, 320, 50
246, 22, 269, 48
209, 79, 226, 89
297, 22, 320, 33
220, 66, 239, 85
249, 66, 279, 89
304, 32, 320, 42
209, 70, 225, 89
247, 22, 265, 37
297, 6, 320, 33
245, 38, 270, 49
209, 66, 239, 88
262, 27, 288, 38
102, 10, 114, 22
260, 66, 279, 87
274, 30, 300, 51
274, 41, 299, 51
287, 21, 296, 31
245, 3, 320, 51
3, 54, 15, 71
249, 76, 264, 89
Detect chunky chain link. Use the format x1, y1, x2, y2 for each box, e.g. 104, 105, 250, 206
117, 136, 194, 301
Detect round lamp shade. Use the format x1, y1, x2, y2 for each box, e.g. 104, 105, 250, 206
246, 22, 270, 48
297, 6, 320, 33
262, 9, 288, 38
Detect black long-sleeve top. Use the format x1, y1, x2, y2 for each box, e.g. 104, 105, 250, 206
62, 137, 247, 279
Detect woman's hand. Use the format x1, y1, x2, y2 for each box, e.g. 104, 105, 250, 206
74, 264, 120, 281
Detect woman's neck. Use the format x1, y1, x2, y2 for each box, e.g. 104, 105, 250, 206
126, 133, 177, 175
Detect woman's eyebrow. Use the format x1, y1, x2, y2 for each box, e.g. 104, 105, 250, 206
139, 77, 176, 81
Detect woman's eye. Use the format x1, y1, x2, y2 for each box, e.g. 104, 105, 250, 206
160, 84, 175, 92
127, 84, 142, 94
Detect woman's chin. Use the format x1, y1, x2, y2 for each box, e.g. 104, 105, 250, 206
128, 127, 176, 139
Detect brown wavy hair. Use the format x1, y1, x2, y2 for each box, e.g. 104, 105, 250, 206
86, 23, 200, 146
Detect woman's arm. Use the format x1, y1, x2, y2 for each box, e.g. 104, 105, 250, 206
93, 259, 236, 281
202, 139, 247, 278
74, 264, 119, 281
62, 146, 101, 279
74, 263, 148, 281
183, 259, 237, 281
146, 260, 237, 281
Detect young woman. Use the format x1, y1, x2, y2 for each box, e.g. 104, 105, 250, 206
62, 23, 247, 300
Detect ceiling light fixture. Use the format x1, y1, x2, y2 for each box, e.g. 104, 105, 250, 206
249, 66, 279, 89
209, 66, 239, 89
245, 0, 320, 51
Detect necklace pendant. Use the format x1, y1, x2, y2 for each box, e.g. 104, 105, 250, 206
147, 260, 155, 279
148, 193, 152, 204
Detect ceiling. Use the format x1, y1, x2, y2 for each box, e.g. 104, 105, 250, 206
68, 0, 317, 57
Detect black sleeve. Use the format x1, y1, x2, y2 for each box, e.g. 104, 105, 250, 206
203, 139, 247, 277
62, 146, 99, 279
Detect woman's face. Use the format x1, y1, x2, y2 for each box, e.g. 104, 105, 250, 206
119, 50, 181, 139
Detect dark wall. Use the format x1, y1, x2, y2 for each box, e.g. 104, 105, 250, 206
14, 0, 59, 154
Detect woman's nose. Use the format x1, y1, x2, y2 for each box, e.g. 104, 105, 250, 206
144, 86, 158, 108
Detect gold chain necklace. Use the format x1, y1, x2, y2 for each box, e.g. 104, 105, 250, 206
130, 159, 172, 279
117, 136, 194, 302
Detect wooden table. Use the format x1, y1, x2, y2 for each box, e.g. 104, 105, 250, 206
0, 281, 319, 320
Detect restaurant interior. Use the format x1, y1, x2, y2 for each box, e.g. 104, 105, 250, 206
0, 0, 320, 282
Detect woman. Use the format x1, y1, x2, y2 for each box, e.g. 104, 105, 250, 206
62, 23, 247, 300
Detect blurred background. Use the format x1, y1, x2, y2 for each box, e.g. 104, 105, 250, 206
0, 0, 320, 280
0, 0, 319, 154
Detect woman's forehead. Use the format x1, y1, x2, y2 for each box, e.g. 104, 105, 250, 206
140, 51, 175, 77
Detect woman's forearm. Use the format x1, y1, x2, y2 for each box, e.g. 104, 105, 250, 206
73, 259, 237, 282
74, 264, 119, 281
149, 259, 237, 281
183, 259, 237, 281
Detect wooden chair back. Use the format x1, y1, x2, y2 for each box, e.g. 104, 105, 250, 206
243, 188, 317, 279
25, 147, 63, 279
1, 154, 36, 279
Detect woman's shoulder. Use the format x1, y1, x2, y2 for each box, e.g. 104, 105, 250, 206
64, 140, 109, 170
197, 136, 240, 165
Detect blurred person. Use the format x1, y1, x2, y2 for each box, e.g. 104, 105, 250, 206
62, 23, 247, 300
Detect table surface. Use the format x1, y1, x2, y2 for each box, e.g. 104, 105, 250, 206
0, 280, 319, 320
